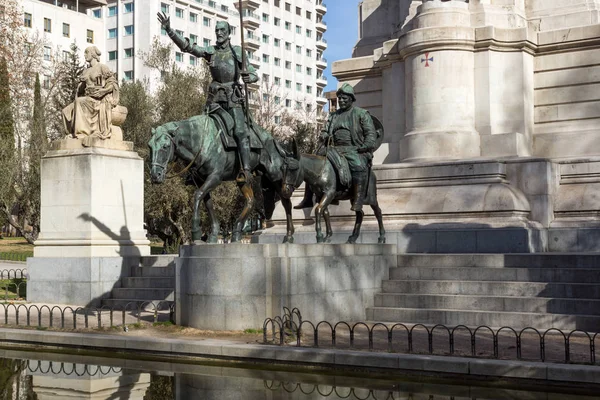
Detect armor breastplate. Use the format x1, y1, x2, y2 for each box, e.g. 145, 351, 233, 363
210, 48, 237, 83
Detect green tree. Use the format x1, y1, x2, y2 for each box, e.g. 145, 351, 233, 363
0, 58, 16, 237
51, 41, 83, 136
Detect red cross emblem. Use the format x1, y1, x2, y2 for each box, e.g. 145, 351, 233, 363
421, 52, 434, 67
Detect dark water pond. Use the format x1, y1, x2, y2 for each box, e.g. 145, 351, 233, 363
0, 350, 596, 399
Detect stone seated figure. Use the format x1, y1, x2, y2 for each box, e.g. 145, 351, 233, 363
62, 46, 127, 142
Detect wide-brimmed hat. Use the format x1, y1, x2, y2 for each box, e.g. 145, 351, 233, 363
336, 83, 356, 101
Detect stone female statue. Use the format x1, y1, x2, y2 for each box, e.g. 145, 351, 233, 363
62, 46, 123, 140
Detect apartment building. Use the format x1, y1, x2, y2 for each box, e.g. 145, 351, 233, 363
20, 0, 106, 88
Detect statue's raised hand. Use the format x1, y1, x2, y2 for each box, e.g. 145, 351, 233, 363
157, 12, 170, 30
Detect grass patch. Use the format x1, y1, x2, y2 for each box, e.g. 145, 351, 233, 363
0, 278, 26, 300
152, 321, 174, 327
0, 237, 33, 261
243, 328, 262, 334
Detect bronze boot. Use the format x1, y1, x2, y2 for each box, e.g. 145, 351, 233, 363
236, 137, 252, 183
350, 172, 367, 212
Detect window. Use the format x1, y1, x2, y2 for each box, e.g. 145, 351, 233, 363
176, 52, 183, 62
296, 7, 301, 16
275, 0, 280, 6
274, 57, 280, 66
87, 30, 94, 43
285, 2, 291, 12
306, 85, 312, 94
62, 23, 70, 37
295, 25, 301, 34
108, 5, 117, 16
296, 45, 301, 54
176, 29, 184, 36
275, 96, 281, 104
262, 34, 269, 44
284, 21, 291, 30
285, 99, 291, 107
203, 38, 211, 47
306, 29, 312, 38
306, 11, 312, 20
285, 42, 291, 51
42, 75, 50, 90
262, 54, 270, 63
176, 8, 184, 18
93, 9, 102, 18
306, 49, 312, 58
296, 64, 301, 72
296, 101, 302, 109
43, 46, 51, 61
221, 5, 229, 12
44, 18, 51, 33
203, 17, 211, 27
296, 83, 301, 91
274, 17, 280, 26
108, 28, 117, 39
124, 25, 134, 35
262, 13, 269, 22
190, 34, 198, 44
161, 26, 167, 35
306, 104, 312, 112
124, 71, 133, 81
263, 94, 269, 102
285, 61, 291, 69
285, 80, 291, 89
190, 12, 197, 22
62, 50, 69, 61
262, 74, 270, 83
124, 3, 134, 13
108, 50, 117, 61
190, 56, 197, 66
124, 48, 134, 58
23, 13, 32, 28
274, 115, 281, 124
160, 3, 169, 14
306, 67, 312, 76
274, 38, 280, 47
274, 77, 281, 86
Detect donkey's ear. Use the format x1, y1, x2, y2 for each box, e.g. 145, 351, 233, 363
292, 138, 300, 161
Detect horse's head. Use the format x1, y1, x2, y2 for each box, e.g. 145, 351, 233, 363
148, 125, 176, 184
280, 139, 303, 199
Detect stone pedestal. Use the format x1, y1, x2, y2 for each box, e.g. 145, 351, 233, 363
176, 244, 396, 330
28, 139, 149, 306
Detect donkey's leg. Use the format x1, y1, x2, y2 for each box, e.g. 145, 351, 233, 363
371, 202, 386, 244
203, 193, 220, 244
192, 174, 221, 244
323, 206, 333, 243
347, 210, 364, 244
281, 197, 295, 244
231, 181, 255, 243
315, 192, 335, 243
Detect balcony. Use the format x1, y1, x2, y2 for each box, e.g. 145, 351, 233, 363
316, 20, 327, 33
244, 34, 261, 50
316, 57, 327, 69
316, 75, 328, 87
316, 38, 327, 50
316, 96, 327, 105
241, 10, 260, 29
249, 54, 261, 68
316, 2, 327, 15
234, 0, 260, 10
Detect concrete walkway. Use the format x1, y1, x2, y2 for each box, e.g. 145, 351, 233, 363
0, 327, 598, 388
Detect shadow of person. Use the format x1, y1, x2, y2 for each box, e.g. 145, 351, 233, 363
77, 213, 141, 314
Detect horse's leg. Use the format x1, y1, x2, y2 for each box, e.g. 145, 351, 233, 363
192, 174, 221, 244
315, 192, 334, 243
347, 210, 364, 244
371, 202, 386, 244
323, 206, 333, 243
281, 197, 295, 244
203, 193, 220, 244
231, 181, 255, 243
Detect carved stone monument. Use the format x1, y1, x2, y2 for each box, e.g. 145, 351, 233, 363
28, 46, 149, 306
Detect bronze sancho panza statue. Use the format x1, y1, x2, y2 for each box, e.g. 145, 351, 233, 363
157, 13, 258, 183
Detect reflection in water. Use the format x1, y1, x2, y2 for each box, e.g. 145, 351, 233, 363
0, 357, 594, 400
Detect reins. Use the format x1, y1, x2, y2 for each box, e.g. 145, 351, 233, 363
152, 127, 204, 179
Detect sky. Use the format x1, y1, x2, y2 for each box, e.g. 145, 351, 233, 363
322, 0, 362, 92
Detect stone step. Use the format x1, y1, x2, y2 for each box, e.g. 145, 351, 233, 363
110, 288, 174, 301
396, 254, 600, 269
130, 266, 175, 278
102, 298, 174, 310
382, 280, 600, 298
389, 267, 600, 283
141, 256, 177, 268
374, 293, 600, 316
121, 277, 175, 288
366, 307, 600, 332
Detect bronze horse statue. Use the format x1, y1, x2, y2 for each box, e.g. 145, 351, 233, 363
281, 140, 386, 244
148, 113, 295, 243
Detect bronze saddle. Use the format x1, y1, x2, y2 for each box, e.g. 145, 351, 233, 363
207, 105, 264, 150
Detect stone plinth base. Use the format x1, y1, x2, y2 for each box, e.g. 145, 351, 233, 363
27, 257, 138, 307
175, 244, 396, 330
34, 145, 149, 257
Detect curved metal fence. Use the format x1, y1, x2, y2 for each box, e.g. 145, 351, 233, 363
27, 360, 123, 376
0, 268, 27, 301
263, 308, 598, 365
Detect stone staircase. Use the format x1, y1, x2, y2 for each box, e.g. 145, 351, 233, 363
367, 254, 600, 332
102, 256, 176, 308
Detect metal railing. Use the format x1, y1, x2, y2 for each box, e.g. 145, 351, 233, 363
0, 301, 174, 330
263, 309, 599, 365
27, 360, 123, 376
